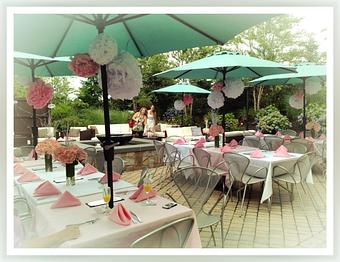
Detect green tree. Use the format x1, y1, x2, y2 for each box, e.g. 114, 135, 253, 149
14, 76, 26, 99
43, 76, 74, 105
78, 76, 102, 107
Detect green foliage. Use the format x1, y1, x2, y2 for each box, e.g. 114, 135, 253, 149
256, 105, 291, 133
43, 76, 74, 105
78, 77, 102, 107
301, 103, 326, 123
14, 77, 26, 99
224, 113, 239, 131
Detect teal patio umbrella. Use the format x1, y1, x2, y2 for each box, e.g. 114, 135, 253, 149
156, 51, 296, 145
14, 51, 71, 159
250, 64, 326, 137
14, 13, 277, 208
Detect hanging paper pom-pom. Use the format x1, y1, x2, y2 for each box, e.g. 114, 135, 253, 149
305, 79, 322, 95
183, 95, 193, 105
289, 91, 304, 109
212, 81, 223, 91
26, 79, 54, 109
207, 91, 224, 109
222, 78, 245, 99
89, 33, 118, 65
174, 100, 185, 111
69, 53, 99, 77
98, 52, 142, 100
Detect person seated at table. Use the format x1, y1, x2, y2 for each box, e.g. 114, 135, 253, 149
144, 105, 157, 137
14, 215, 80, 248
132, 107, 147, 138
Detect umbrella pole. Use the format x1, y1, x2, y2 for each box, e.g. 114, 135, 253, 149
221, 70, 227, 146
30, 67, 38, 160
303, 78, 306, 138
246, 87, 249, 130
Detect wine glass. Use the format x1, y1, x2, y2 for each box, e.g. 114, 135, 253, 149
102, 186, 111, 214
143, 177, 156, 206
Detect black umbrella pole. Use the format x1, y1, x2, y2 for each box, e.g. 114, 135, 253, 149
100, 64, 115, 208
32, 108, 38, 160
246, 88, 249, 130
303, 78, 306, 138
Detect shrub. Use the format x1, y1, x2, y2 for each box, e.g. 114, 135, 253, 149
224, 113, 239, 131
256, 105, 291, 133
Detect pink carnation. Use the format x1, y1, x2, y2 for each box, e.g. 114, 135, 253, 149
183, 95, 193, 105
212, 81, 224, 91
54, 145, 87, 164
69, 53, 99, 77
209, 124, 224, 137
35, 139, 61, 155
26, 79, 54, 109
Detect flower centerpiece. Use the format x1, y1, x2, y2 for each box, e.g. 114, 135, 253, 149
54, 145, 87, 186
35, 139, 61, 172
209, 124, 224, 148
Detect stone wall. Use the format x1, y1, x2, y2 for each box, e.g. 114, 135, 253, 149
115, 149, 161, 171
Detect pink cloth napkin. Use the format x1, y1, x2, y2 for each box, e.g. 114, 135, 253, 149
220, 145, 233, 153
194, 141, 204, 148
250, 149, 264, 158
273, 145, 289, 157
51, 191, 81, 208
17, 170, 40, 183
283, 135, 291, 141
129, 185, 157, 202
255, 131, 264, 137
77, 163, 97, 176
173, 138, 186, 145
228, 139, 238, 147
99, 171, 121, 184
275, 131, 282, 136
33, 181, 61, 196
319, 134, 326, 140
13, 163, 29, 176
109, 203, 132, 226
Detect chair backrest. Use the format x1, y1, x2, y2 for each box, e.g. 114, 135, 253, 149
165, 135, 185, 143
305, 151, 316, 167
296, 154, 311, 181
137, 167, 149, 187
244, 136, 260, 148
223, 152, 250, 182
281, 129, 297, 136
291, 138, 314, 152
19, 146, 34, 157
130, 217, 194, 248
285, 142, 307, 154
83, 147, 97, 166
192, 148, 211, 168
164, 143, 180, 164
264, 136, 284, 151
153, 140, 165, 164
172, 167, 221, 215
95, 151, 105, 172
113, 157, 124, 175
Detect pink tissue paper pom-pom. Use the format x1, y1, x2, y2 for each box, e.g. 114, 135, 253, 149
26, 79, 54, 109
212, 81, 223, 91
183, 95, 193, 105
69, 53, 99, 77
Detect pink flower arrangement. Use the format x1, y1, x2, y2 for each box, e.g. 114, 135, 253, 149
54, 145, 87, 164
202, 128, 210, 135
69, 53, 99, 77
35, 139, 61, 155
212, 81, 224, 91
209, 124, 224, 137
26, 79, 54, 109
183, 95, 193, 105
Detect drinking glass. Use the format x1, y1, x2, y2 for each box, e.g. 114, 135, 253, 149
102, 186, 111, 214
143, 178, 156, 206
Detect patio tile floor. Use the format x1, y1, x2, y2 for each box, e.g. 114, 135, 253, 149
122, 166, 326, 248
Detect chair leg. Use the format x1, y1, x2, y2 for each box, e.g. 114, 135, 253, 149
240, 184, 248, 216
267, 197, 271, 213
295, 184, 305, 211
210, 226, 216, 246
220, 220, 224, 248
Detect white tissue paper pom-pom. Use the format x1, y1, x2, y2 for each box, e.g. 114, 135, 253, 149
174, 100, 185, 111
305, 79, 322, 95
89, 33, 118, 65
207, 91, 224, 109
222, 78, 245, 99
289, 95, 303, 109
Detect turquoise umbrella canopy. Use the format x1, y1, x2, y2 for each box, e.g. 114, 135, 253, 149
152, 83, 210, 94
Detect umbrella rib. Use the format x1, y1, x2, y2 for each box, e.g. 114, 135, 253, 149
106, 14, 148, 25
44, 64, 54, 77
122, 21, 144, 57
60, 14, 94, 26
174, 70, 192, 79
226, 66, 241, 73
246, 67, 262, 77
167, 14, 224, 45
279, 67, 297, 73
52, 18, 74, 57
14, 58, 31, 68
76, 14, 96, 24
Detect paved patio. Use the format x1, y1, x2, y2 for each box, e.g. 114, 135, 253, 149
123, 165, 326, 248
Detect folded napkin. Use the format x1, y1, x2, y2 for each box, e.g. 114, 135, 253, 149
275, 131, 282, 136
273, 145, 289, 157
194, 140, 204, 148
109, 203, 132, 226
319, 134, 326, 140
51, 191, 81, 208
129, 185, 157, 202
208, 136, 214, 141
255, 131, 264, 137
77, 163, 97, 176
173, 138, 186, 145
250, 149, 264, 158
13, 163, 29, 176
196, 137, 206, 144
33, 181, 61, 196
283, 135, 291, 141
99, 171, 121, 184
220, 145, 233, 153
17, 170, 40, 183
228, 139, 238, 147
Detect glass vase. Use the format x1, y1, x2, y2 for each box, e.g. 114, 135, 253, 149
45, 154, 53, 172
66, 162, 76, 186
214, 136, 220, 148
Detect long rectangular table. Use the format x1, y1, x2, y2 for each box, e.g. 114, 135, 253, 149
15, 160, 201, 248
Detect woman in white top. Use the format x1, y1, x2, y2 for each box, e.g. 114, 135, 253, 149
145, 105, 157, 134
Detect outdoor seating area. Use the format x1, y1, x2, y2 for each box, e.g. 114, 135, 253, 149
10, 9, 329, 252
